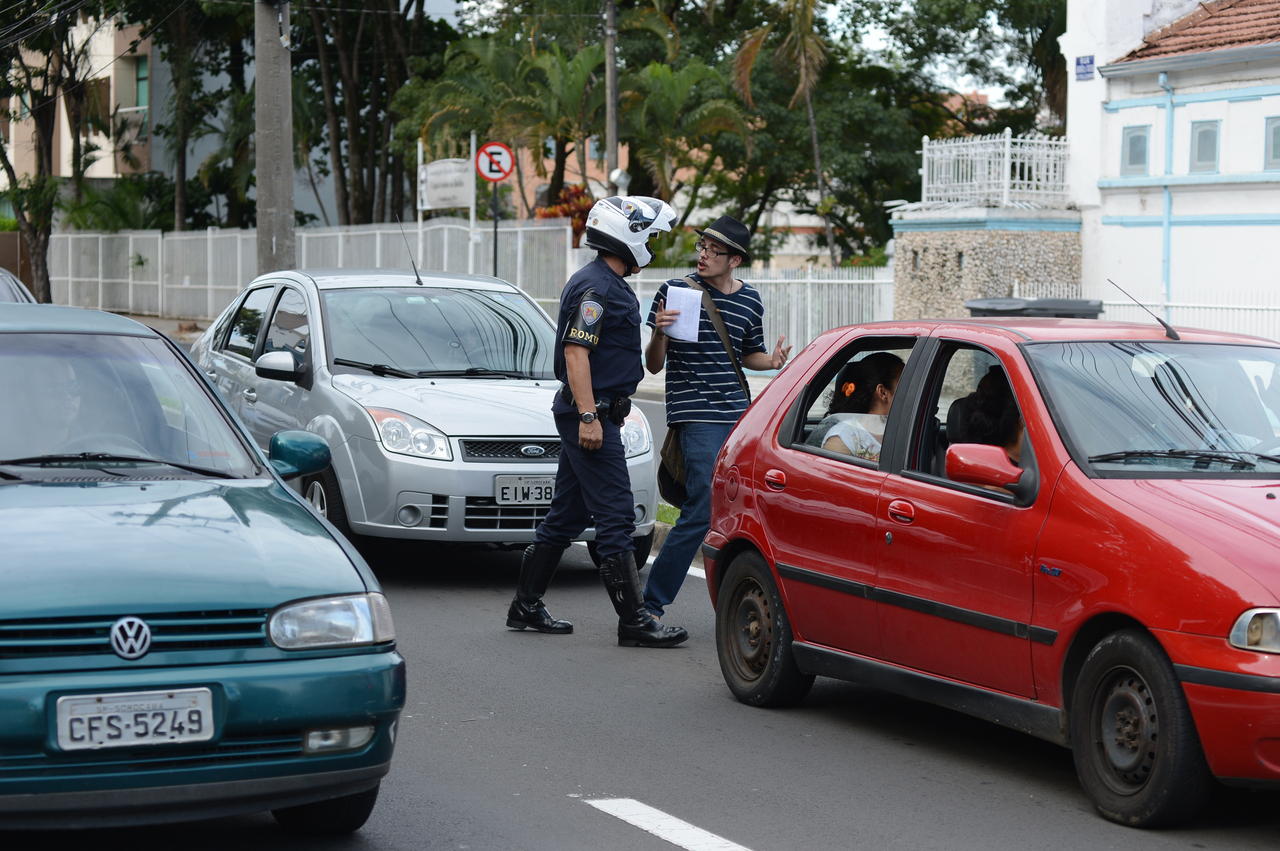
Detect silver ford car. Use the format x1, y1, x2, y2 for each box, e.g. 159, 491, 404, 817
191, 270, 657, 558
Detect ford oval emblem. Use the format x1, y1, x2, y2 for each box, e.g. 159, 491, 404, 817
520, 444, 547, 458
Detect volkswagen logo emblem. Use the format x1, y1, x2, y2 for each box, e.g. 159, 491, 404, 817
520, 444, 547, 458
110, 616, 152, 660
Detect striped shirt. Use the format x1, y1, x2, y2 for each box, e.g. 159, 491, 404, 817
647, 275, 766, 424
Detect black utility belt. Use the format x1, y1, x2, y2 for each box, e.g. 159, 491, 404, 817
559, 385, 632, 425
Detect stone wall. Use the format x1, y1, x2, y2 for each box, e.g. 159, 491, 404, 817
891, 212, 1082, 320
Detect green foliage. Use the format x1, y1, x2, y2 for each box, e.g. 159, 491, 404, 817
0, 218, 18, 232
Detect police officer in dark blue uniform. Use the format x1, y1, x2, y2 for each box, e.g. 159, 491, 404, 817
506, 196, 688, 648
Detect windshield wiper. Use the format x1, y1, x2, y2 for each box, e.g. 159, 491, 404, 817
0, 453, 237, 479
1087, 449, 1272, 469
415, 367, 530, 378
332, 358, 420, 379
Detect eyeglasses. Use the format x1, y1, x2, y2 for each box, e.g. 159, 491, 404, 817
695, 240, 730, 258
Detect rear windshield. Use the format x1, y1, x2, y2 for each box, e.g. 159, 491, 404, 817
322, 287, 555, 378
1026, 340, 1280, 476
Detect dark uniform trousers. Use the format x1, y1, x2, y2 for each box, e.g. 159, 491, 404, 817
534, 412, 633, 557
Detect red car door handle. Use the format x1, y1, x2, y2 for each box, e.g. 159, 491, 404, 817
764, 469, 787, 490
887, 499, 916, 524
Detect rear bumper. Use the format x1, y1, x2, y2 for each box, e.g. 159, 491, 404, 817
0, 761, 389, 829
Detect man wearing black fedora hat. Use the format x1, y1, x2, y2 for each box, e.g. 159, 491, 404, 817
642, 214, 791, 621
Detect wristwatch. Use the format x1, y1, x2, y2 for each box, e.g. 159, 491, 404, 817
578, 411, 597, 424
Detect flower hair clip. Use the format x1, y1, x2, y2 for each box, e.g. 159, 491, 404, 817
841, 382, 856, 397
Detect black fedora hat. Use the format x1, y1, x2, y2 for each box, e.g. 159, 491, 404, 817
696, 215, 751, 264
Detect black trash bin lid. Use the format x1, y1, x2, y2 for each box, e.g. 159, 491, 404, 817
964, 297, 1102, 318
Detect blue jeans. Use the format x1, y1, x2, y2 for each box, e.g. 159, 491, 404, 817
643, 421, 735, 617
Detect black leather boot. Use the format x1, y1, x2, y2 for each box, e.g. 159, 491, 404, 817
599, 552, 688, 648
506, 544, 572, 634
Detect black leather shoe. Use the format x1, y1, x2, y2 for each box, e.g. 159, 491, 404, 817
506, 598, 573, 634
618, 613, 688, 648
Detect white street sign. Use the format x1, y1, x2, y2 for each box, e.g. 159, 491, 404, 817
418, 158, 473, 210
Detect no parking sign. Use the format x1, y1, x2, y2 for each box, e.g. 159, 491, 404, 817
476, 141, 515, 182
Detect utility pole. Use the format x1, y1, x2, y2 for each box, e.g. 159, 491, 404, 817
255, 1, 295, 273
604, 0, 619, 195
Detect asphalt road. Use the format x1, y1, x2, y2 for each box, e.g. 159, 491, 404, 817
14, 542, 1280, 850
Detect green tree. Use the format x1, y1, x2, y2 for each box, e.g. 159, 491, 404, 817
621, 60, 747, 205
734, 0, 841, 265
867, 0, 1067, 129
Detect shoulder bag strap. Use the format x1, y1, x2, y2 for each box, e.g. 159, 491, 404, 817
682, 275, 750, 403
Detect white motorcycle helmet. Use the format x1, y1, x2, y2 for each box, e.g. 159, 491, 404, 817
583, 196, 678, 269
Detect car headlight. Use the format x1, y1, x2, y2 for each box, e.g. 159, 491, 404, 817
366, 407, 451, 461
269, 593, 396, 649
1228, 608, 1280, 654
621, 409, 652, 458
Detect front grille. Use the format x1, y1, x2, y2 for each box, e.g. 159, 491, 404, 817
0, 731, 303, 778
425, 494, 448, 528
460, 439, 560, 462
464, 497, 550, 530
0, 610, 269, 660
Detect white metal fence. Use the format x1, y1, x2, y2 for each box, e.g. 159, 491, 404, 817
51, 217, 574, 320
919, 128, 1069, 208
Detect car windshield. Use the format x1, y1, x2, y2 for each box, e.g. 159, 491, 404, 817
0, 332, 259, 479
322, 287, 555, 378
1026, 341, 1280, 475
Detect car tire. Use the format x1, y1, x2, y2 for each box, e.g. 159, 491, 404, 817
715, 550, 814, 707
303, 466, 354, 541
1069, 629, 1213, 827
272, 783, 380, 835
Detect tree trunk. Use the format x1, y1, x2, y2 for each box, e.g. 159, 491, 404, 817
309, 7, 350, 225
805, 89, 839, 267
546, 138, 570, 207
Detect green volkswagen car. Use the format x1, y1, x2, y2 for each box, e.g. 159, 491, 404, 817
0, 304, 405, 833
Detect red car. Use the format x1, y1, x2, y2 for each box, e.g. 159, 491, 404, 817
705, 318, 1280, 828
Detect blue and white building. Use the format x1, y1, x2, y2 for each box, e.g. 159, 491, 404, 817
1062, 0, 1280, 333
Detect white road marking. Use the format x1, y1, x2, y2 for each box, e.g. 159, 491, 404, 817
585, 798, 753, 851
689, 566, 705, 579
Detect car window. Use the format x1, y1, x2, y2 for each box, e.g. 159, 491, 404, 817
322, 287, 554, 378
789, 338, 915, 466
1025, 341, 1280, 476
263, 288, 310, 367
0, 332, 259, 478
908, 344, 1026, 484
222, 286, 275, 359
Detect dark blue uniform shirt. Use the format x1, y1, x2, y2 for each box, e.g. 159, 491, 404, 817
551, 257, 643, 414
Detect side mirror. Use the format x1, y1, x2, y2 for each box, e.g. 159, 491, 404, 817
945, 443, 1023, 490
255, 350, 300, 381
268, 429, 330, 480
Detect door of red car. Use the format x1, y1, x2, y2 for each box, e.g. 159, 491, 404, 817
874, 342, 1048, 698
756, 336, 920, 657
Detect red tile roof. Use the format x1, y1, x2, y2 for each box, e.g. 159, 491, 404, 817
1120, 0, 1280, 62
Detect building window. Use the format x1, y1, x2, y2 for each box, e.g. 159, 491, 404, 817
83, 78, 110, 137
1121, 126, 1149, 176
1266, 117, 1280, 171
136, 55, 149, 109
1189, 121, 1219, 173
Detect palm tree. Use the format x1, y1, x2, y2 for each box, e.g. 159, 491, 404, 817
734, 0, 840, 266
509, 44, 605, 205
621, 60, 748, 204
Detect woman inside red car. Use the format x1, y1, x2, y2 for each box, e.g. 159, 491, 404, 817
806, 352, 904, 462
955, 365, 1024, 468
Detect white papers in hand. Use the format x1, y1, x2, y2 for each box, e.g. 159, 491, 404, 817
664, 285, 703, 342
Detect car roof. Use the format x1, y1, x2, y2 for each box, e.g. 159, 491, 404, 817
0, 303, 158, 337
841, 317, 1279, 347
257, 269, 519, 293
